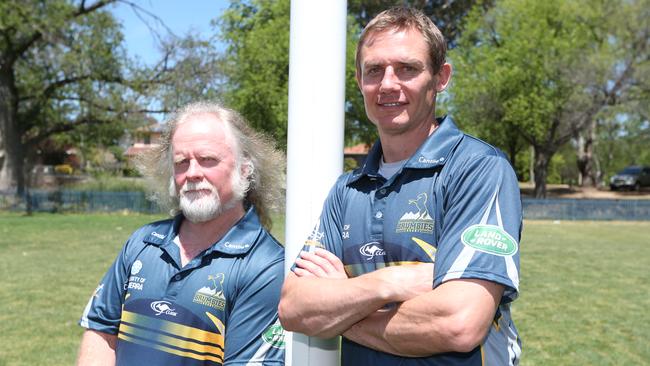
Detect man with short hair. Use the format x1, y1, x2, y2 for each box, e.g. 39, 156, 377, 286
279, 7, 522, 365
77, 102, 286, 365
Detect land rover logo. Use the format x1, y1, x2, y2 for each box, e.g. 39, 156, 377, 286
262, 324, 286, 348
461, 225, 518, 256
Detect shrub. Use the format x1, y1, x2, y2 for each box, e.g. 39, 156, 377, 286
54, 164, 74, 175
66, 175, 147, 192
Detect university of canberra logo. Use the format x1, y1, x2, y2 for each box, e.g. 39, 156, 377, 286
396, 193, 434, 234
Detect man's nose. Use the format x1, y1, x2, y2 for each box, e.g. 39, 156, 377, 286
185, 159, 203, 179
379, 67, 399, 92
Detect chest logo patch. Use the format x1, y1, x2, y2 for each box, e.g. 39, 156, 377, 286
193, 273, 226, 311
131, 260, 143, 275
127, 260, 146, 291
461, 225, 518, 256
396, 193, 434, 234
359, 242, 386, 260
150, 300, 178, 316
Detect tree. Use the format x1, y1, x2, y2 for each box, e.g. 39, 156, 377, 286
0, 0, 224, 197
218, 0, 292, 147
0, 0, 135, 196
450, 0, 639, 197
573, 0, 649, 187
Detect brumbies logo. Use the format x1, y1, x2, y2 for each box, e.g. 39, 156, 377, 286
193, 273, 226, 311
396, 193, 434, 234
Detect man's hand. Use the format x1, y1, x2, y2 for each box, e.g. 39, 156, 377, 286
294, 248, 348, 279
295, 248, 433, 302
343, 279, 505, 357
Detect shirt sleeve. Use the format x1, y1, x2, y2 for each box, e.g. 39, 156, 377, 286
222, 252, 285, 365
434, 154, 522, 303
79, 236, 138, 334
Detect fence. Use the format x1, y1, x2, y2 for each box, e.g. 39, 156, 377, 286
521, 198, 650, 220
2, 190, 650, 220
0, 190, 160, 214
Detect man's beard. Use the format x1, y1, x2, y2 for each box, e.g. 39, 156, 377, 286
178, 181, 221, 223
177, 169, 248, 223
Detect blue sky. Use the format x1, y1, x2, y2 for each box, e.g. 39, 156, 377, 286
110, 0, 229, 65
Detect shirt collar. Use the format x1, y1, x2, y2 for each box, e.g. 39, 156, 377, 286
349, 116, 463, 184
142, 206, 262, 256
404, 115, 464, 169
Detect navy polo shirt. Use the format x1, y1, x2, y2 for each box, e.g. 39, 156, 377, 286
300, 116, 522, 365
80, 207, 285, 365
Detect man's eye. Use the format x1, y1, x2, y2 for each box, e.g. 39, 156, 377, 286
366, 67, 382, 76
399, 65, 417, 73
199, 157, 220, 165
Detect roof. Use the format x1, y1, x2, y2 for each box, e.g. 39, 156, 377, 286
124, 143, 160, 157
344, 143, 371, 155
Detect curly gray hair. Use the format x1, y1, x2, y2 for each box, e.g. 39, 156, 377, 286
137, 101, 285, 230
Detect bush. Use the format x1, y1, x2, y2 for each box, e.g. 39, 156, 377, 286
122, 166, 142, 177
66, 174, 147, 192
344, 157, 359, 172
54, 164, 74, 175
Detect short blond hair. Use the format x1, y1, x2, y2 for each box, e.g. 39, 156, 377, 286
356, 7, 447, 75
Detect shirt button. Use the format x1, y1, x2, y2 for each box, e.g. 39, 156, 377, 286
375, 211, 383, 219
174, 274, 182, 281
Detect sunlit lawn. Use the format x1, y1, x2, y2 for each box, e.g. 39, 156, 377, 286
0, 212, 647, 365
515, 220, 650, 365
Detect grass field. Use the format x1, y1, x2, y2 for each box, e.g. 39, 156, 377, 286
0, 212, 648, 365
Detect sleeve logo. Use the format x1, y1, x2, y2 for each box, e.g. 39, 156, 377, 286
262, 324, 286, 349
461, 224, 518, 256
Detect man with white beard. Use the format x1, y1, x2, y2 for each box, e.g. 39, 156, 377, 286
77, 101, 287, 366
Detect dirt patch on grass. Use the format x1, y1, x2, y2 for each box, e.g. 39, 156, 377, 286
519, 183, 650, 200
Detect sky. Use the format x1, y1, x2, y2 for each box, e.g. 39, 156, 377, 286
110, 0, 229, 65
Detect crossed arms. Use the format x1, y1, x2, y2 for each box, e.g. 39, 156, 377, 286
278, 248, 504, 357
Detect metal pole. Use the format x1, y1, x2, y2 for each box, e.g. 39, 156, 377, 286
285, 0, 347, 365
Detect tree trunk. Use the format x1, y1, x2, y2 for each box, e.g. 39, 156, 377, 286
533, 146, 552, 198
507, 137, 518, 179
576, 117, 598, 187
529, 145, 535, 184
0, 68, 25, 196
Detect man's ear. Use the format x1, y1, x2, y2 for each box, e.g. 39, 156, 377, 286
435, 63, 452, 92
240, 158, 254, 180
